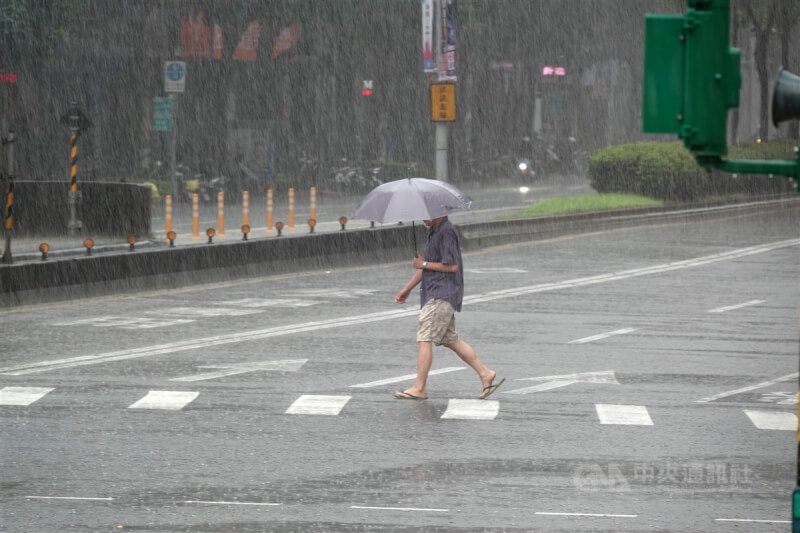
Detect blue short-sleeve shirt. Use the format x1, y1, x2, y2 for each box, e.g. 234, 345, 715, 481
420, 218, 464, 312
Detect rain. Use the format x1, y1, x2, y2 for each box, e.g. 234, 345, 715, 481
1, 2, 799, 532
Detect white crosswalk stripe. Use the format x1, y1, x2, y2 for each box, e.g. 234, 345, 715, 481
441, 399, 499, 420
595, 404, 654, 426
285, 395, 351, 416
744, 409, 797, 430
128, 390, 199, 410
0, 386, 54, 406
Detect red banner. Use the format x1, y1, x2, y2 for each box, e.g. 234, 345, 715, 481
233, 21, 262, 61
181, 12, 211, 58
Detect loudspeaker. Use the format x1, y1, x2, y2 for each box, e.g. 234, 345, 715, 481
772, 68, 800, 126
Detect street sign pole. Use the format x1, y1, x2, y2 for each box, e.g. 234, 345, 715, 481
164, 61, 186, 201
169, 94, 178, 202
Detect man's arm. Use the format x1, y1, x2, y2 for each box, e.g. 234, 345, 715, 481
395, 269, 422, 304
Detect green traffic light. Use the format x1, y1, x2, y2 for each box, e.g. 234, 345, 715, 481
643, 0, 740, 158
793, 487, 800, 532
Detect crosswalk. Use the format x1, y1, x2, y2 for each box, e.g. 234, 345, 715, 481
1, 385, 794, 428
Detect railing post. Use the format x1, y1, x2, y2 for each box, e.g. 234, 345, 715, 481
217, 191, 225, 237
267, 188, 273, 233
288, 187, 295, 230
192, 193, 200, 240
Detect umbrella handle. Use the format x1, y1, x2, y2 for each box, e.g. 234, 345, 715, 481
413, 220, 417, 254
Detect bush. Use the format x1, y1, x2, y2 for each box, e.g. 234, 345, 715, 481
587, 140, 796, 201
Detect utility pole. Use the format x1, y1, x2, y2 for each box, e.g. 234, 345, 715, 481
431, 0, 457, 183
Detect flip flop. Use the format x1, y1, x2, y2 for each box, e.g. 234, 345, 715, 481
394, 391, 428, 400
479, 377, 505, 399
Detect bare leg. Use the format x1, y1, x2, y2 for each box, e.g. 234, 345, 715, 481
444, 339, 497, 393
397, 341, 433, 398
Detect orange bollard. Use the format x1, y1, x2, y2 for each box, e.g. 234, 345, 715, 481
192, 193, 200, 240
288, 187, 295, 230
267, 188, 274, 233
165, 195, 173, 237
242, 190, 249, 228
310, 186, 317, 223
217, 191, 225, 237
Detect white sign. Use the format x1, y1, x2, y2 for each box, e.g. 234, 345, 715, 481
164, 61, 186, 93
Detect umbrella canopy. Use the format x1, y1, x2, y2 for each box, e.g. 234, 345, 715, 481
353, 177, 472, 224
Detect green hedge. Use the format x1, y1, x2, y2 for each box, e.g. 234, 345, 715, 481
587, 140, 796, 201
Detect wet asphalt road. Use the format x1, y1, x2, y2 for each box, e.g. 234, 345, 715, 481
1, 203, 799, 532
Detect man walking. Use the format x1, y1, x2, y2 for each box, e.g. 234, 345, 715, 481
394, 215, 503, 400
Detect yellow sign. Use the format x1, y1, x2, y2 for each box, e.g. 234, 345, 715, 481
430, 83, 456, 122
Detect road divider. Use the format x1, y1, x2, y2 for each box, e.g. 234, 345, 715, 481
1, 198, 798, 306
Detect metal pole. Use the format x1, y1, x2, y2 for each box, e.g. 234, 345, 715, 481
169, 94, 179, 204
434, 0, 449, 183
2, 129, 15, 264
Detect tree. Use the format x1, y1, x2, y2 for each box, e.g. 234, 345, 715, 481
743, 1, 777, 141
776, 0, 800, 138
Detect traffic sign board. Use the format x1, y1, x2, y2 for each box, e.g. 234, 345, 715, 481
164, 61, 186, 93
153, 97, 173, 131
430, 83, 456, 122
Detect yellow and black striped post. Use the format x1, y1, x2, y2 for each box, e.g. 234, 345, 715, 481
4, 177, 13, 231
62, 101, 86, 234
69, 128, 78, 194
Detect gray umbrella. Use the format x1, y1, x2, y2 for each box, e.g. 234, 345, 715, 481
353, 177, 472, 251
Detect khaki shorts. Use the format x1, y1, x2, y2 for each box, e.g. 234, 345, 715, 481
417, 299, 458, 345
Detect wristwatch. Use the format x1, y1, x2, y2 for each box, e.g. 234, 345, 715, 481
422, 261, 428, 269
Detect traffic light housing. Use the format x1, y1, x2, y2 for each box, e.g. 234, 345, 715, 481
643, 0, 740, 157
643, 1, 799, 187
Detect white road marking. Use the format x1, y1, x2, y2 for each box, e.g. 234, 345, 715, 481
0, 308, 418, 376
147, 307, 262, 317
695, 372, 799, 403
26, 496, 113, 501
184, 500, 281, 506
170, 359, 307, 382
596, 404, 654, 426
504, 370, 618, 395
757, 391, 798, 405
52, 317, 195, 329
714, 518, 790, 524
708, 300, 766, 313
568, 328, 637, 344
440, 399, 499, 420
5, 239, 797, 376
291, 288, 378, 298
128, 390, 199, 410
217, 298, 318, 308
465, 267, 528, 274
744, 409, 797, 430
351, 505, 449, 512
349, 366, 465, 388
0, 386, 54, 406
285, 395, 351, 416
536, 512, 637, 518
